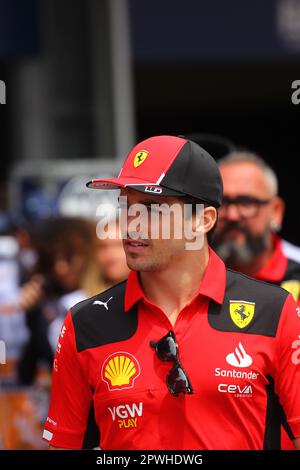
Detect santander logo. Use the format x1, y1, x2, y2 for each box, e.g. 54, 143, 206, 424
226, 342, 252, 368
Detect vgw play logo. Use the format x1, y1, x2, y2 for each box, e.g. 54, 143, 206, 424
0, 80, 6, 104
108, 402, 143, 429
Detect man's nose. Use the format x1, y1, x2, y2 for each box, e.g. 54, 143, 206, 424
224, 203, 241, 221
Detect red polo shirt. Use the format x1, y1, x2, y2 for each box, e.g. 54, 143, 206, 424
255, 236, 288, 283
251, 235, 300, 450
43, 249, 300, 449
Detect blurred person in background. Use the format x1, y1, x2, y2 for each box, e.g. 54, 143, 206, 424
83, 217, 130, 297
0, 214, 31, 387
212, 150, 300, 449
17, 215, 129, 385
212, 151, 300, 297
14, 222, 38, 284
0, 214, 129, 448
17, 217, 96, 385
0, 215, 40, 449
190, 133, 300, 264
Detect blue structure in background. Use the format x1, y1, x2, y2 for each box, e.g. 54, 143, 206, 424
0, 0, 39, 58
129, 0, 300, 62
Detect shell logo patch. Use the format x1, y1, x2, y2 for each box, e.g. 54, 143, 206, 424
101, 352, 140, 391
133, 150, 149, 168
229, 300, 255, 329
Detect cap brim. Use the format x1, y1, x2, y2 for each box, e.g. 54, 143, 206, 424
86, 177, 185, 196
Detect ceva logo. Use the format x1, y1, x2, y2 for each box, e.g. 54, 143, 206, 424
218, 384, 253, 397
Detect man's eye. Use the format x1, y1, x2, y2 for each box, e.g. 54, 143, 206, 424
239, 201, 255, 207
239, 201, 252, 207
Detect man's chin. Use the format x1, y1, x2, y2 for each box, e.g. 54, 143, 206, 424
126, 256, 160, 272
126, 255, 146, 271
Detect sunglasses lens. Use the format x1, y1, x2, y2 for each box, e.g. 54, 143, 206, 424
167, 364, 193, 397
151, 331, 193, 396
153, 332, 177, 361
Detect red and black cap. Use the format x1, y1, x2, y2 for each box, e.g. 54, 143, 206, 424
87, 135, 223, 207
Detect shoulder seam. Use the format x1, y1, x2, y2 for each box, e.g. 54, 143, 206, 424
70, 280, 127, 317
227, 268, 289, 296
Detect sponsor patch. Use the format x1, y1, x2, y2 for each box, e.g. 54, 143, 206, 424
229, 300, 255, 328
101, 352, 140, 391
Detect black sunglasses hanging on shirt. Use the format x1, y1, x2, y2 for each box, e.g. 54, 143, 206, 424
150, 330, 193, 397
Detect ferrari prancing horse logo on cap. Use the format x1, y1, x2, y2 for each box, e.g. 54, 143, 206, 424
229, 300, 255, 328
133, 150, 149, 168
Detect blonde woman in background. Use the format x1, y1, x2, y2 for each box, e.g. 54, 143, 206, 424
83, 217, 130, 297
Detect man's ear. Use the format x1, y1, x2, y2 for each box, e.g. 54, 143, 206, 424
193, 206, 217, 234
270, 196, 285, 232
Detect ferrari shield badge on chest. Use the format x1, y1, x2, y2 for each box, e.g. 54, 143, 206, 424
229, 300, 255, 328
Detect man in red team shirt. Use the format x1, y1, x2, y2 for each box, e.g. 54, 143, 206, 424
44, 136, 300, 450
212, 150, 300, 449
213, 150, 300, 297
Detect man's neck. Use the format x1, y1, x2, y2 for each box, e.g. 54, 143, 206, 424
139, 245, 210, 326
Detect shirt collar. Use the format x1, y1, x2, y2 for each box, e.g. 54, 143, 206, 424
255, 235, 287, 282
198, 248, 226, 304
124, 247, 226, 312
124, 270, 145, 312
